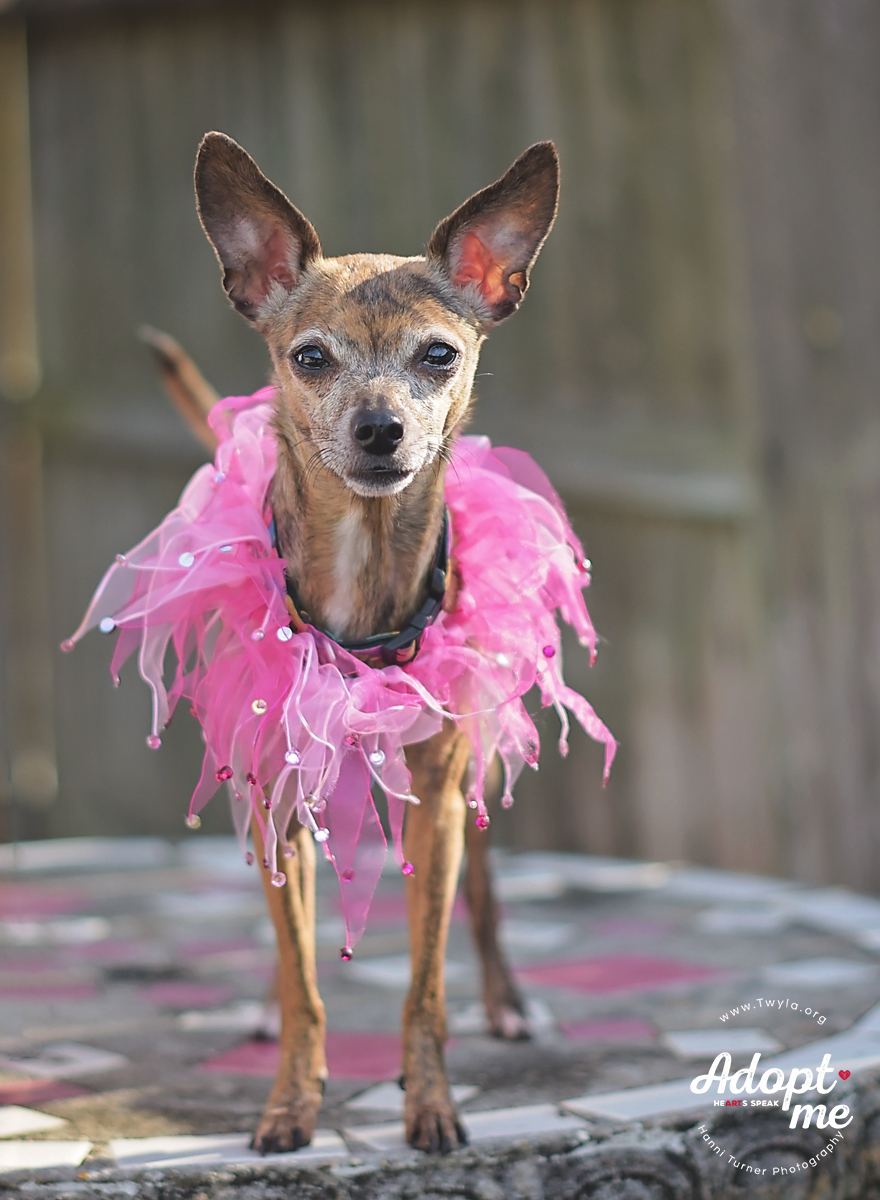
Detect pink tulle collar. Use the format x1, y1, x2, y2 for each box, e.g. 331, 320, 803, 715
67, 387, 615, 949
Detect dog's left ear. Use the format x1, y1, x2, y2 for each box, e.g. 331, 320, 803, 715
427, 142, 559, 325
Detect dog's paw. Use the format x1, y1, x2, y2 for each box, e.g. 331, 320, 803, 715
250, 1097, 320, 1155
405, 1098, 468, 1154
488, 1002, 532, 1041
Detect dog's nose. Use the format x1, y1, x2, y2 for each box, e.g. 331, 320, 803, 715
353, 410, 404, 456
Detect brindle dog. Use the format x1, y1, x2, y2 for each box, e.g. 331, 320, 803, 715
156, 133, 559, 1155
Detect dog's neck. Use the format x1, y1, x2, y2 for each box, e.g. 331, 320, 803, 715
270, 429, 447, 642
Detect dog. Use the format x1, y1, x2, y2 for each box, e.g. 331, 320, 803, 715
78, 133, 614, 1157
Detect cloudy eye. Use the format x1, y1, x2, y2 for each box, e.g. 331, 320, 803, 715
293, 345, 331, 371
422, 342, 458, 368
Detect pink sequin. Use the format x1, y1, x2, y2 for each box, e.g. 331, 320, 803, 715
66, 387, 615, 951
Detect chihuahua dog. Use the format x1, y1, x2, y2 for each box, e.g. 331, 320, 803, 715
156, 133, 559, 1155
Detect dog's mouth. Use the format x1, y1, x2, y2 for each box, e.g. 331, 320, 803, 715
347, 465, 414, 496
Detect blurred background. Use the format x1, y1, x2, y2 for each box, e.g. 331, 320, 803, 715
0, 0, 878, 892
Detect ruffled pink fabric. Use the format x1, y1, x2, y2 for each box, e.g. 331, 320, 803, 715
66, 388, 615, 949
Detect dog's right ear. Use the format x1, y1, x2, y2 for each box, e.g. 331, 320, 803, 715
195, 132, 321, 322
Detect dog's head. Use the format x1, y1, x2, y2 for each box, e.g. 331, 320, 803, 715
195, 134, 558, 498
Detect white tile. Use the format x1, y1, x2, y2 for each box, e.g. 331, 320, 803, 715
0, 1042, 128, 1079
176, 835, 257, 879
0, 1141, 92, 1173
852, 929, 880, 953
448, 998, 555, 1036
563, 1079, 708, 1122
347, 956, 469, 989
662, 1028, 783, 1059
665, 868, 798, 902
0, 917, 111, 946
0, 1106, 67, 1138
177, 1001, 267, 1032
346, 1104, 586, 1151
190, 948, 275, 975
0, 838, 171, 873
315, 918, 347, 945
751, 1030, 880, 1074
761, 958, 878, 988
854, 1002, 880, 1032
504, 854, 670, 894
344, 1121, 408, 1153
695, 908, 791, 935
110, 1130, 348, 1169
151, 891, 263, 919
500, 920, 574, 952
254, 917, 275, 945
494, 871, 567, 902
346, 1082, 478, 1113
774, 888, 880, 935
464, 1103, 587, 1142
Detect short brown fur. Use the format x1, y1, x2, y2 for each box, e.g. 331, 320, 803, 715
183, 132, 559, 1153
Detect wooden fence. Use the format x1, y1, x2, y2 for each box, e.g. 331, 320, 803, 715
1, 0, 879, 891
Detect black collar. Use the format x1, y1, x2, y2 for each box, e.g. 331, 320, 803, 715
273, 510, 450, 667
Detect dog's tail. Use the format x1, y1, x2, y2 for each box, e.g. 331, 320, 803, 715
138, 325, 220, 454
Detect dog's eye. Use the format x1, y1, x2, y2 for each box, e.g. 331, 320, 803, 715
293, 345, 330, 371
422, 343, 458, 368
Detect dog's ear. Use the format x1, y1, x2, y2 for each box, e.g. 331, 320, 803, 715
195, 132, 321, 322
427, 142, 558, 325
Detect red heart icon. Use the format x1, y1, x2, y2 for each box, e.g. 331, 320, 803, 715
839, 1070, 851, 1080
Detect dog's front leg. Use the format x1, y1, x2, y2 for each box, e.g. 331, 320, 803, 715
250, 819, 327, 1154
402, 723, 471, 1153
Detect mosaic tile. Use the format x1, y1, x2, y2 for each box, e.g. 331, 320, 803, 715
520, 955, 724, 995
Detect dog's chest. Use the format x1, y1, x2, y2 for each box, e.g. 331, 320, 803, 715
324, 509, 371, 637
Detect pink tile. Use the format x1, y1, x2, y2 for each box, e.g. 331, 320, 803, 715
0, 983, 99, 999
329, 893, 469, 925
142, 982, 233, 1008
176, 938, 257, 958
519, 955, 723, 995
592, 919, 675, 938
198, 1040, 279, 1076
0, 1080, 90, 1105
0, 956, 67, 972
199, 1032, 407, 1080
0, 884, 90, 919
560, 1017, 657, 1042
334, 894, 406, 926
0, 954, 99, 998
326, 1032, 403, 1079
249, 964, 276, 982
73, 940, 153, 963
